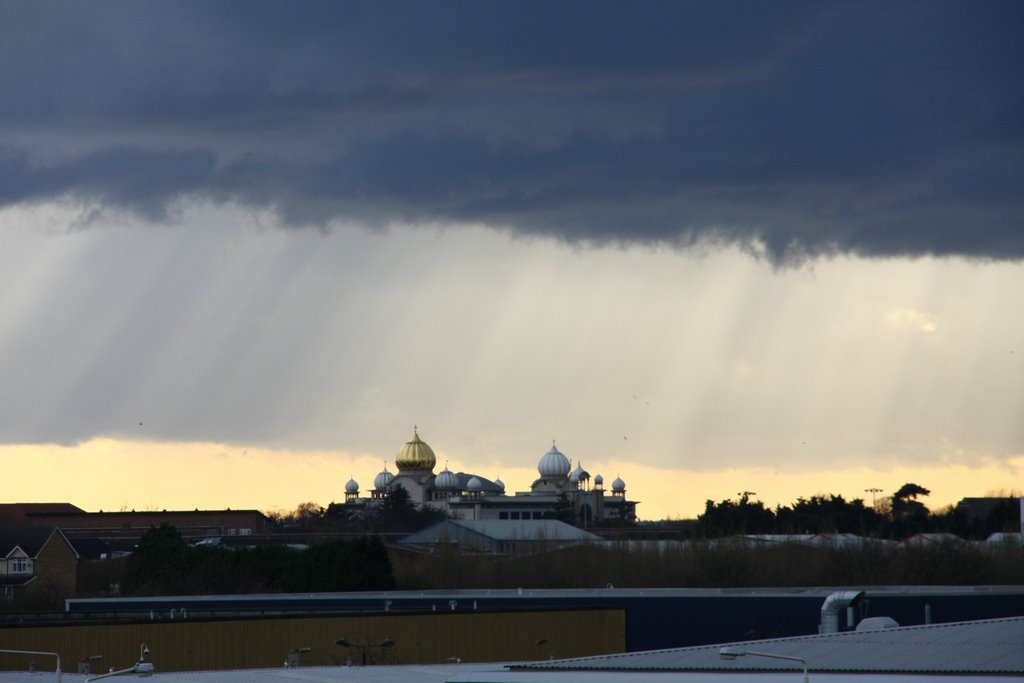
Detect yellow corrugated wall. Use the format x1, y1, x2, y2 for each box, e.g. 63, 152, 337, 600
0, 609, 624, 672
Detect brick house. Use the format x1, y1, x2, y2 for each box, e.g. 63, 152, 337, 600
0, 527, 79, 604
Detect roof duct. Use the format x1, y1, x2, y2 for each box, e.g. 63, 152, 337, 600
819, 590, 865, 633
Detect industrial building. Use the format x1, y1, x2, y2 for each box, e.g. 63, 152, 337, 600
1, 615, 1020, 681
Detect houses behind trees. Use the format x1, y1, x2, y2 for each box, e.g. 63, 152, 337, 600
698, 484, 1018, 540
83, 483, 1023, 599
268, 481, 1016, 542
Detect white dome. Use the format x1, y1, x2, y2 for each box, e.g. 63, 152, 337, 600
373, 465, 394, 490
570, 462, 590, 482
538, 441, 571, 477
435, 467, 459, 490
594, 474, 604, 486
494, 477, 505, 492
466, 476, 483, 491
345, 477, 360, 494
611, 476, 626, 492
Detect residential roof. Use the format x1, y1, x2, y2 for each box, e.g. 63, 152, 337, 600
0, 502, 86, 524
0, 526, 60, 558
46, 508, 269, 518
67, 536, 114, 559
512, 616, 1024, 675
957, 496, 1021, 520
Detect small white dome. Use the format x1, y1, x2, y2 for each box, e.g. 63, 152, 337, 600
570, 462, 590, 482
374, 465, 394, 490
538, 441, 571, 477
466, 476, 483, 491
611, 476, 625, 492
345, 477, 360, 494
494, 477, 505, 492
435, 467, 459, 490
594, 474, 604, 486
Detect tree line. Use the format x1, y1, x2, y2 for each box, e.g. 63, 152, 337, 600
696, 484, 1021, 540
121, 523, 394, 595
266, 482, 1019, 540
392, 532, 1024, 590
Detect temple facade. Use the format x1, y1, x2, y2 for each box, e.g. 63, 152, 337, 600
344, 428, 637, 525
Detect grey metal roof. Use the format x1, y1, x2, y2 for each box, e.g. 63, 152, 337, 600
512, 616, 1024, 675
402, 520, 601, 545
451, 472, 504, 493
733, 534, 897, 550
448, 520, 600, 541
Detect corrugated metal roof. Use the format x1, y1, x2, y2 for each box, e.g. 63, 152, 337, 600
733, 534, 897, 550
447, 520, 600, 541
512, 617, 1024, 674
402, 520, 601, 545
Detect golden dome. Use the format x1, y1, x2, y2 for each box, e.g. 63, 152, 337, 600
395, 427, 436, 471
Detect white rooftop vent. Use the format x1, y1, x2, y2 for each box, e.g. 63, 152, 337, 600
856, 616, 901, 631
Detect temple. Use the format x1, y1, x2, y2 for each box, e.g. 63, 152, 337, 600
343, 428, 637, 525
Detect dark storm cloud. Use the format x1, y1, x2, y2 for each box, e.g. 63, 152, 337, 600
2, 1, 1021, 261
0, 146, 216, 219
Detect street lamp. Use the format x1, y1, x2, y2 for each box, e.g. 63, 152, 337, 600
285, 646, 311, 668
720, 646, 809, 683
78, 655, 103, 675
85, 644, 154, 681
335, 638, 395, 666
535, 638, 554, 660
